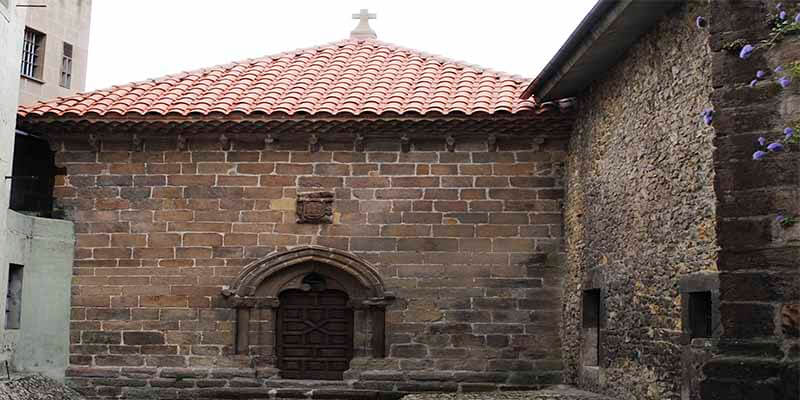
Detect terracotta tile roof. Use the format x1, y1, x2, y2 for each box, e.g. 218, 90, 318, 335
19, 39, 538, 119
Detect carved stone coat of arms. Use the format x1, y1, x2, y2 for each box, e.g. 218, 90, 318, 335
296, 192, 334, 224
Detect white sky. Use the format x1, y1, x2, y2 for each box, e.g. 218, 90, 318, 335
85, 0, 597, 91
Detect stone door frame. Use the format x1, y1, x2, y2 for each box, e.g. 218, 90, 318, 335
222, 245, 395, 375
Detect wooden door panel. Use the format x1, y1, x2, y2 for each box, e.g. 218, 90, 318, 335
277, 289, 353, 380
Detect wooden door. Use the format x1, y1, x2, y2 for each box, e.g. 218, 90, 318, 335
276, 289, 354, 380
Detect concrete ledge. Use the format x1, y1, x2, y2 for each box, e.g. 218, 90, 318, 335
6, 210, 75, 242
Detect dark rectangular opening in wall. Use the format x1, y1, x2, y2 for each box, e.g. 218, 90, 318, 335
582, 289, 600, 366
689, 291, 712, 339
5, 264, 24, 329
9, 132, 56, 217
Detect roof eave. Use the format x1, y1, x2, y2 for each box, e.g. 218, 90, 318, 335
522, 0, 682, 102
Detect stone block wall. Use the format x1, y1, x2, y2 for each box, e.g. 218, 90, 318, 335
705, 0, 799, 398
53, 130, 568, 398
562, 3, 717, 400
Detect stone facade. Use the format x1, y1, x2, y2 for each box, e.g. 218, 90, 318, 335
54, 129, 570, 398
561, 3, 718, 400
703, 0, 799, 398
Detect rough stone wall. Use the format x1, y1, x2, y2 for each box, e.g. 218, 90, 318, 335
53, 131, 568, 398
562, 3, 717, 400
705, 0, 799, 398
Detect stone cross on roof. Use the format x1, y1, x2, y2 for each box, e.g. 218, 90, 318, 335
350, 9, 377, 39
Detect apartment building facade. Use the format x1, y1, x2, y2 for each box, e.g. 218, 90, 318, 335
18, 0, 91, 105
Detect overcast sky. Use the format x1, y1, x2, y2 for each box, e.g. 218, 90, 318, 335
86, 0, 597, 91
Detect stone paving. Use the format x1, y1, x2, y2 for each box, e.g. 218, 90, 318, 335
0, 377, 614, 400
0, 374, 84, 400
403, 386, 615, 400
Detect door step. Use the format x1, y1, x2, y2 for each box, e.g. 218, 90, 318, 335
196, 387, 398, 400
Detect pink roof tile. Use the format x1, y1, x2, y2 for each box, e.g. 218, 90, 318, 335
18, 39, 537, 119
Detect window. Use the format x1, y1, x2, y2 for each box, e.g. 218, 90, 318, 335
5, 264, 24, 330
60, 42, 73, 88
678, 272, 719, 342
21, 27, 45, 80
688, 291, 712, 339
9, 132, 56, 216
582, 289, 601, 366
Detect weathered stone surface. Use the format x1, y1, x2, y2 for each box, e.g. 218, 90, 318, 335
395, 381, 458, 393
782, 304, 800, 337
122, 332, 164, 346
562, 2, 716, 399
704, 1, 800, 399
312, 389, 379, 400
402, 386, 615, 400
56, 133, 570, 396
59, 129, 567, 398
391, 344, 429, 358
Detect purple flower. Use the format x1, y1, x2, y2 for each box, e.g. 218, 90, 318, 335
753, 150, 768, 160
777, 2, 783, 9
756, 70, 766, 79
696, 16, 707, 28
779, 10, 787, 20
776, 214, 786, 224
758, 136, 767, 146
795, 13, 800, 23
739, 44, 754, 59
778, 76, 792, 88
786, 127, 795, 138
749, 79, 758, 87
775, 65, 784, 73
767, 142, 784, 152
701, 109, 714, 125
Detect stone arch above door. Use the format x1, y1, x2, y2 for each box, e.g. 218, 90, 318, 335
224, 245, 390, 302
221, 246, 395, 366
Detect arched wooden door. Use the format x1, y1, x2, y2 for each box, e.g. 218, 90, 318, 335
276, 288, 354, 380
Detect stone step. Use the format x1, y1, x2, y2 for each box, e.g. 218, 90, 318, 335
194, 387, 391, 400
262, 379, 354, 389
402, 386, 616, 400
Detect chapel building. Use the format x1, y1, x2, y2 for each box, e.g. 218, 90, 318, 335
15, 11, 573, 398
11, 2, 800, 400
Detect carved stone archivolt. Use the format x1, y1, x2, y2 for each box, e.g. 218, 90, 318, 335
222, 246, 395, 362
224, 245, 391, 301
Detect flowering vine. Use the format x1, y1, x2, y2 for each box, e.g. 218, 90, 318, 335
698, 3, 799, 228
762, 3, 800, 48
